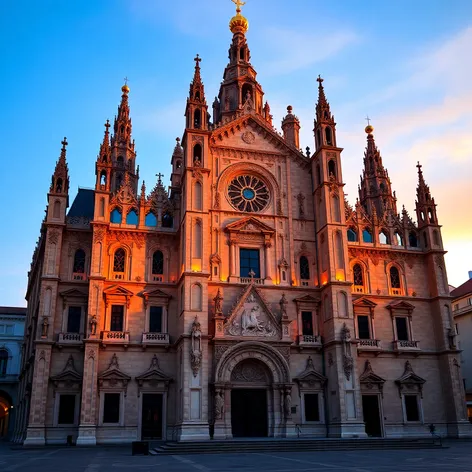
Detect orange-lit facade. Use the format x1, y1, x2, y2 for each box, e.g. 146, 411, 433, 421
14, 6, 471, 445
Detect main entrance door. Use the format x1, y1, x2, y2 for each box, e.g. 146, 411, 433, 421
362, 395, 382, 437
231, 389, 268, 437
141, 394, 163, 440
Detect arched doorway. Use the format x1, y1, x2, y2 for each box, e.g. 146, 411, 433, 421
0, 391, 12, 438
213, 342, 293, 439
230, 359, 270, 437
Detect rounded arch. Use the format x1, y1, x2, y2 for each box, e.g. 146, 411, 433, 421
107, 241, 132, 256
217, 162, 281, 212
215, 341, 290, 384
386, 261, 404, 294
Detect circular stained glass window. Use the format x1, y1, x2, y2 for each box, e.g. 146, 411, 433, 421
228, 175, 270, 212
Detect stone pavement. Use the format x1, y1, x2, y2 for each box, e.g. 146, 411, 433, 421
0, 441, 471, 472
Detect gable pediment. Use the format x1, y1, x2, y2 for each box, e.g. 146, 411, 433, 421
98, 354, 131, 392
103, 285, 134, 307
225, 216, 275, 235
224, 283, 280, 339
50, 355, 82, 388
141, 288, 171, 307
294, 357, 327, 388
135, 355, 172, 390
386, 300, 415, 312
359, 361, 385, 384
293, 295, 320, 305
60, 289, 88, 299
353, 297, 377, 308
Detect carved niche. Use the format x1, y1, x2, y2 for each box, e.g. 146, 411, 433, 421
231, 359, 269, 383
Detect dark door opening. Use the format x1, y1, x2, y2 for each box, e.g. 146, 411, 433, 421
141, 394, 163, 440
231, 389, 268, 438
362, 395, 382, 437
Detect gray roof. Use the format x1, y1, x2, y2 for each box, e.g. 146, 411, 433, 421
68, 188, 95, 219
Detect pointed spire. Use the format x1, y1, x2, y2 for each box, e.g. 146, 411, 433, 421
50, 137, 69, 195
140, 180, 146, 200
99, 120, 111, 163
415, 161, 438, 227
173, 137, 183, 157
112, 79, 133, 147
315, 75, 332, 123
416, 161, 430, 202
188, 54, 206, 103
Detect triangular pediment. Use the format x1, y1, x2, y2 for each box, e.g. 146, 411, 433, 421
353, 297, 377, 308
110, 173, 137, 207
103, 285, 134, 297
60, 289, 88, 299
225, 284, 280, 338
50, 355, 82, 383
210, 115, 310, 167
142, 288, 171, 300
386, 300, 415, 311
395, 361, 425, 385
294, 357, 327, 387
225, 216, 275, 234
98, 354, 131, 382
359, 360, 385, 384
136, 355, 172, 384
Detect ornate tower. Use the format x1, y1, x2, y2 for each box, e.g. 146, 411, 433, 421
214, 0, 265, 123
94, 121, 112, 222
358, 124, 397, 217
110, 82, 138, 193
281, 106, 300, 149
185, 55, 209, 132
312, 77, 365, 437
47, 137, 69, 223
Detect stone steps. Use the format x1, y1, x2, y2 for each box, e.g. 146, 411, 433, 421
152, 438, 443, 455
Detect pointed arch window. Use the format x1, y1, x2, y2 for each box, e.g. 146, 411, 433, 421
194, 181, 203, 210
162, 212, 173, 228
145, 212, 157, 227
353, 264, 365, 293
300, 256, 310, 284
113, 249, 126, 279
100, 171, 107, 187
126, 209, 138, 225
433, 230, 440, 246
428, 208, 435, 223
194, 109, 201, 129
325, 127, 333, 146
99, 197, 105, 217
347, 228, 358, 242
73, 249, 86, 280
408, 231, 418, 248
379, 229, 390, 245
193, 143, 202, 166
0, 349, 8, 377
152, 250, 164, 281
331, 194, 341, 222
328, 160, 336, 178
389, 266, 402, 295
362, 228, 373, 243
55, 178, 63, 193
191, 284, 202, 311
110, 208, 122, 224
53, 201, 61, 219
394, 230, 404, 247
193, 220, 202, 259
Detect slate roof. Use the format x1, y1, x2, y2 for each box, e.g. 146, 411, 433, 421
67, 188, 95, 219
450, 278, 472, 299
0, 306, 26, 315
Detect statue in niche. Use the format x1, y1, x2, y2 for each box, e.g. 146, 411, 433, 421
190, 316, 202, 377
214, 390, 225, 420
279, 293, 288, 319
284, 389, 292, 419
214, 289, 223, 315
41, 317, 49, 338
89, 315, 97, 335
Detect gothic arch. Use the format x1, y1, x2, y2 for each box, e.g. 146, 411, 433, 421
215, 341, 290, 384
216, 162, 281, 213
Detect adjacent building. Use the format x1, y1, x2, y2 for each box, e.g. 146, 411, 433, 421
0, 306, 26, 439
452, 272, 472, 422
14, 3, 471, 445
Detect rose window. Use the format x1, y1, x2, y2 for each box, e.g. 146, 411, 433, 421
228, 175, 270, 212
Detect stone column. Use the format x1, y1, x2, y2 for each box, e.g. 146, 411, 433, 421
76, 341, 100, 445
229, 240, 238, 282
264, 241, 272, 283
213, 386, 227, 440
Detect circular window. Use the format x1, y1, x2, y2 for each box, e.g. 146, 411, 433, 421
228, 175, 270, 212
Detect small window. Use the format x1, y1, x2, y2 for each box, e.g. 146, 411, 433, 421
99, 197, 105, 217
100, 171, 107, 186
347, 228, 358, 242
428, 208, 435, 223
316, 130, 321, 150
325, 127, 333, 146
162, 212, 173, 228
191, 284, 202, 311
194, 110, 202, 129
300, 256, 310, 281
152, 250, 164, 278
145, 212, 157, 227
53, 200, 61, 218
433, 230, 440, 246
67, 306, 82, 334
73, 249, 86, 279
328, 159, 336, 178
240, 249, 260, 278
390, 266, 401, 291
394, 231, 404, 247
304, 394, 320, 422
103, 393, 120, 424
454, 304, 459, 312
0, 349, 8, 376
110, 208, 122, 224
362, 228, 373, 243
194, 181, 203, 210
126, 209, 138, 225
58, 394, 76, 425
395, 317, 409, 341
404, 395, 420, 422
357, 315, 370, 339
409, 231, 418, 248
353, 264, 364, 291
149, 306, 163, 333
110, 305, 124, 332
113, 249, 126, 273
301, 311, 314, 336
423, 232, 428, 248
379, 230, 390, 245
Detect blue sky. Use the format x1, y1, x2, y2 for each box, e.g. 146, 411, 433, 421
2, 0, 472, 306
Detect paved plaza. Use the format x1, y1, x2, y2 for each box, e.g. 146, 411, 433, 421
0, 442, 472, 472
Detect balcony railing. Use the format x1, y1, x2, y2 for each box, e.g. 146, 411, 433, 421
394, 339, 420, 351
240, 277, 264, 285
298, 334, 322, 348
101, 331, 130, 343
390, 288, 402, 296
58, 332, 83, 344
357, 339, 382, 351
142, 332, 170, 345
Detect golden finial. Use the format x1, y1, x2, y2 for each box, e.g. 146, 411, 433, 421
229, 0, 248, 34
365, 115, 374, 134
122, 76, 130, 94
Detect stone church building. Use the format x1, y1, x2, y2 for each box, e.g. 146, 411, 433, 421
14, 3, 471, 445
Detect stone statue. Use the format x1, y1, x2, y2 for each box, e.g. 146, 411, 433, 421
190, 316, 202, 377
90, 315, 97, 336
41, 317, 49, 338
214, 289, 223, 315
279, 293, 288, 319
242, 305, 263, 334
214, 390, 225, 420
284, 389, 292, 419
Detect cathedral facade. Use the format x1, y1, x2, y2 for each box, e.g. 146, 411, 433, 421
14, 4, 471, 445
